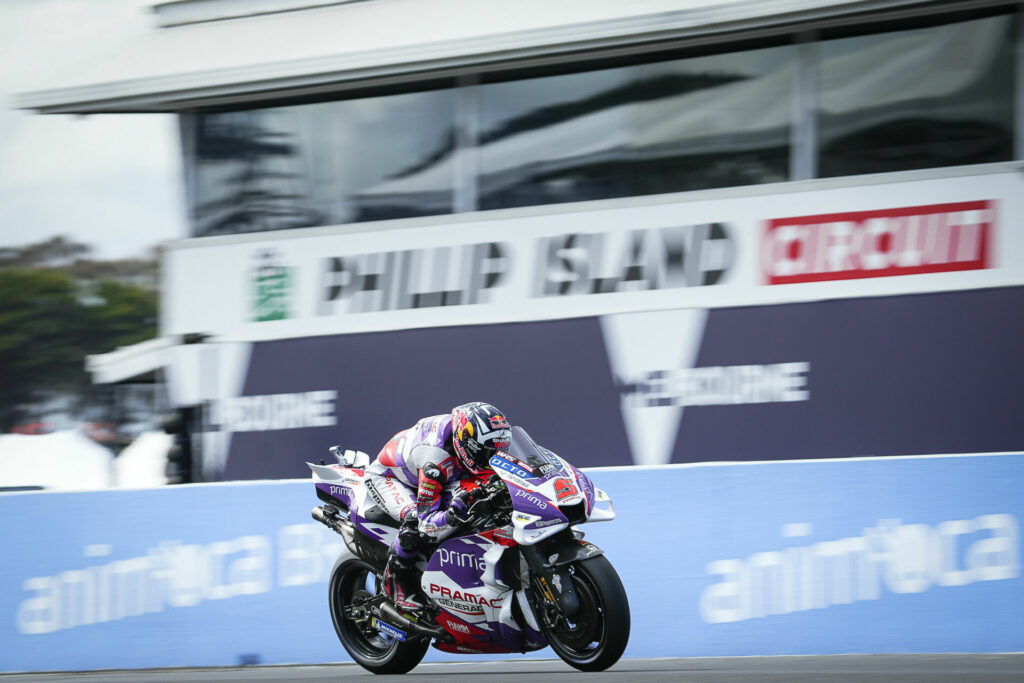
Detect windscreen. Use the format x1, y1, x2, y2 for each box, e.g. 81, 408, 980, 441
507, 426, 562, 475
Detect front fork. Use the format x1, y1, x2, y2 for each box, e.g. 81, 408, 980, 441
520, 536, 582, 621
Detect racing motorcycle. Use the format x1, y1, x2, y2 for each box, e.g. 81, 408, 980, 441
308, 425, 630, 674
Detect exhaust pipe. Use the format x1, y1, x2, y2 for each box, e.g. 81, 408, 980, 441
378, 601, 454, 644
312, 505, 346, 533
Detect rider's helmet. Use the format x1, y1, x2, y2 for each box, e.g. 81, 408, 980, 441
451, 402, 512, 474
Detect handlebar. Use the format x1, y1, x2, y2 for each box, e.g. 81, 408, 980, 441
459, 475, 512, 532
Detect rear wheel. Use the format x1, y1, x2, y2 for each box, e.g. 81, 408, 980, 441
329, 559, 429, 674
540, 555, 630, 672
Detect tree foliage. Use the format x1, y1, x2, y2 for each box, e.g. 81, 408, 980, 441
0, 254, 158, 431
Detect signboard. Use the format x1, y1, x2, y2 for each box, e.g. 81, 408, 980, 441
163, 170, 1024, 342
2, 453, 1022, 671
169, 286, 1024, 480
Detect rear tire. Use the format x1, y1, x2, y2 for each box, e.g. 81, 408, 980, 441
540, 555, 630, 672
329, 559, 429, 674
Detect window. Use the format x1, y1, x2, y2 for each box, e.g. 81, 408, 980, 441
477, 66, 638, 210
178, 11, 1020, 238
476, 44, 794, 210
817, 14, 1015, 177
185, 89, 456, 237
632, 45, 794, 194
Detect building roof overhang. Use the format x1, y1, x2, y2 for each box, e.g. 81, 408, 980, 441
14, 0, 969, 115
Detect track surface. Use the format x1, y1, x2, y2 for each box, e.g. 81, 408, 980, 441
3, 655, 1024, 682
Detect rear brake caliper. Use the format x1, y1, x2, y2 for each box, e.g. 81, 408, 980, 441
347, 590, 375, 629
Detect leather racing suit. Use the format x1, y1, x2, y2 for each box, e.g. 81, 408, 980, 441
366, 414, 475, 607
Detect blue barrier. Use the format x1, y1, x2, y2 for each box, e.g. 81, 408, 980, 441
1, 453, 1022, 671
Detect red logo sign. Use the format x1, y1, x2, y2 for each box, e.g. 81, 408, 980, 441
761, 201, 993, 285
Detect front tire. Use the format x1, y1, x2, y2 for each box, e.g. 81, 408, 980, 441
540, 555, 630, 672
329, 559, 429, 674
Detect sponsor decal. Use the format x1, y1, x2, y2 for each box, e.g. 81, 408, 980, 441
535, 223, 735, 296
365, 480, 389, 510
536, 462, 558, 477
511, 486, 548, 510
250, 249, 294, 322
438, 457, 456, 478
533, 517, 565, 528
505, 454, 535, 473
490, 456, 534, 480
449, 621, 470, 634
574, 467, 595, 504
437, 548, 485, 572
762, 200, 993, 285
371, 617, 407, 641
497, 472, 532, 489
489, 415, 510, 429
428, 584, 502, 613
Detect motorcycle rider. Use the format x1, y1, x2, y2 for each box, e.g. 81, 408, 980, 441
365, 402, 512, 611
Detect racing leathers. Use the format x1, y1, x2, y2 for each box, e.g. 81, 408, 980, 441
365, 414, 475, 609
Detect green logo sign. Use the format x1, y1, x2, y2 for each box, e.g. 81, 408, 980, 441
251, 250, 293, 322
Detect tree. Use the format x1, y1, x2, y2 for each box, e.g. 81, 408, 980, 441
0, 269, 157, 431
0, 270, 85, 430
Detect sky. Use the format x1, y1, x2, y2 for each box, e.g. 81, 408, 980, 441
0, 0, 185, 260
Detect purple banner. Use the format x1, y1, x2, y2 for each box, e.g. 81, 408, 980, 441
213, 286, 1024, 479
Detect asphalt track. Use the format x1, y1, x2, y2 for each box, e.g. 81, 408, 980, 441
3, 655, 1024, 682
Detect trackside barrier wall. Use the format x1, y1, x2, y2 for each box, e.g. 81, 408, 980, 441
1, 453, 1021, 671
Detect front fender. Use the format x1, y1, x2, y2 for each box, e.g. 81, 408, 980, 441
546, 541, 604, 567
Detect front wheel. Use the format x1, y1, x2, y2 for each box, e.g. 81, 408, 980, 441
328, 559, 429, 674
540, 555, 630, 672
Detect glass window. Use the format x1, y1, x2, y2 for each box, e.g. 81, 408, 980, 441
632, 45, 794, 194
476, 45, 794, 210
817, 14, 1015, 177
477, 66, 639, 210
185, 89, 456, 237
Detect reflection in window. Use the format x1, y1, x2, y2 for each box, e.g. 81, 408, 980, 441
632, 47, 794, 194
817, 15, 1015, 177
478, 67, 638, 209
186, 90, 456, 237
476, 46, 794, 210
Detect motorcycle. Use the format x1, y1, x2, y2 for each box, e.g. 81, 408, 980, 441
308, 425, 630, 674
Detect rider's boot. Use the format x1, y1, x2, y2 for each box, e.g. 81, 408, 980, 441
382, 553, 426, 612
382, 511, 427, 611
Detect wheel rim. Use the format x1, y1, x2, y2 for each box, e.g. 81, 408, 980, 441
333, 565, 399, 659
549, 565, 604, 659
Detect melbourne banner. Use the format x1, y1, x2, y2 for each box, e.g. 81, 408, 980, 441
1, 453, 1021, 671
179, 286, 1024, 480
